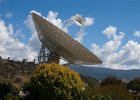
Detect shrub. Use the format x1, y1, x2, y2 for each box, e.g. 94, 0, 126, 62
81, 78, 97, 100
93, 95, 112, 100
24, 63, 84, 100
127, 78, 140, 91
100, 76, 122, 87
93, 85, 134, 100
0, 82, 16, 100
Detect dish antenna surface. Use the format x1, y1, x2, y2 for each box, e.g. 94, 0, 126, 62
32, 12, 102, 65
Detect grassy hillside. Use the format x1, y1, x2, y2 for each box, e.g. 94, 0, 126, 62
0, 58, 36, 88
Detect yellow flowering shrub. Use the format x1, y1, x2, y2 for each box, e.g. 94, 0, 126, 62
24, 63, 84, 100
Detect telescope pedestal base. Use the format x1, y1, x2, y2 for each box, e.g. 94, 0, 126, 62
47, 52, 60, 64
38, 44, 60, 64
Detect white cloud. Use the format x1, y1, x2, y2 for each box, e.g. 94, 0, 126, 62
46, 11, 67, 32
91, 27, 125, 63
134, 31, 140, 38
99, 40, 140, 70
47, 11, 58, 20
24, 11, 41, 53
5, 12, 13, 18
119, 41, 140, 65
14, 28, 25, 40
84, 17, 94, 26
102, 26, 117, 38
92, 63, 140, 70
0, 19, 10, 44
91, 26, 140, 70
0, 17, 37, 61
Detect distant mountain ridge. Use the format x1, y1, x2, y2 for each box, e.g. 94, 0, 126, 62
69, 65, 140, 80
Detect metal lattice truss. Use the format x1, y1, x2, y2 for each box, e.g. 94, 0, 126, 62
32, 13, 102, 65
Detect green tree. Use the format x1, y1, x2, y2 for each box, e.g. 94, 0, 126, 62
82, 78, 97, 100
24, 63, 84, 100
100, 76, 122, 87
127, 78, 140, 91
0, 83, 15, 100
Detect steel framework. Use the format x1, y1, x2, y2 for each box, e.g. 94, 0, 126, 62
32, 12, 102, 64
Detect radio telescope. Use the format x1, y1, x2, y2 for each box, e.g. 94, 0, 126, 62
32, 12, 102, 65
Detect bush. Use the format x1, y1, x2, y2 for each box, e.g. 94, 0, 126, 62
93, 85, 134, 100
93, 95, 112, 100
127, 78, 140, 91
0, 82, 16, 100
100, 76, 122, 87
23, 63, 84, 100
81, 78, 97, 100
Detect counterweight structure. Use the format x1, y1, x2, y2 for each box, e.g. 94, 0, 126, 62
32, 13, 102, 64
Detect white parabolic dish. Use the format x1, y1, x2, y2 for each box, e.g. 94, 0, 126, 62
32, 12, 102, 65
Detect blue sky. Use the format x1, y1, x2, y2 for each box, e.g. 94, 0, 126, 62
0, 0, 140, 69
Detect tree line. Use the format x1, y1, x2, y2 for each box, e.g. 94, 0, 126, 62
0, 63, 140, 100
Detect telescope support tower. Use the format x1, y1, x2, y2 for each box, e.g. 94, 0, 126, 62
38, 43, 60, 64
